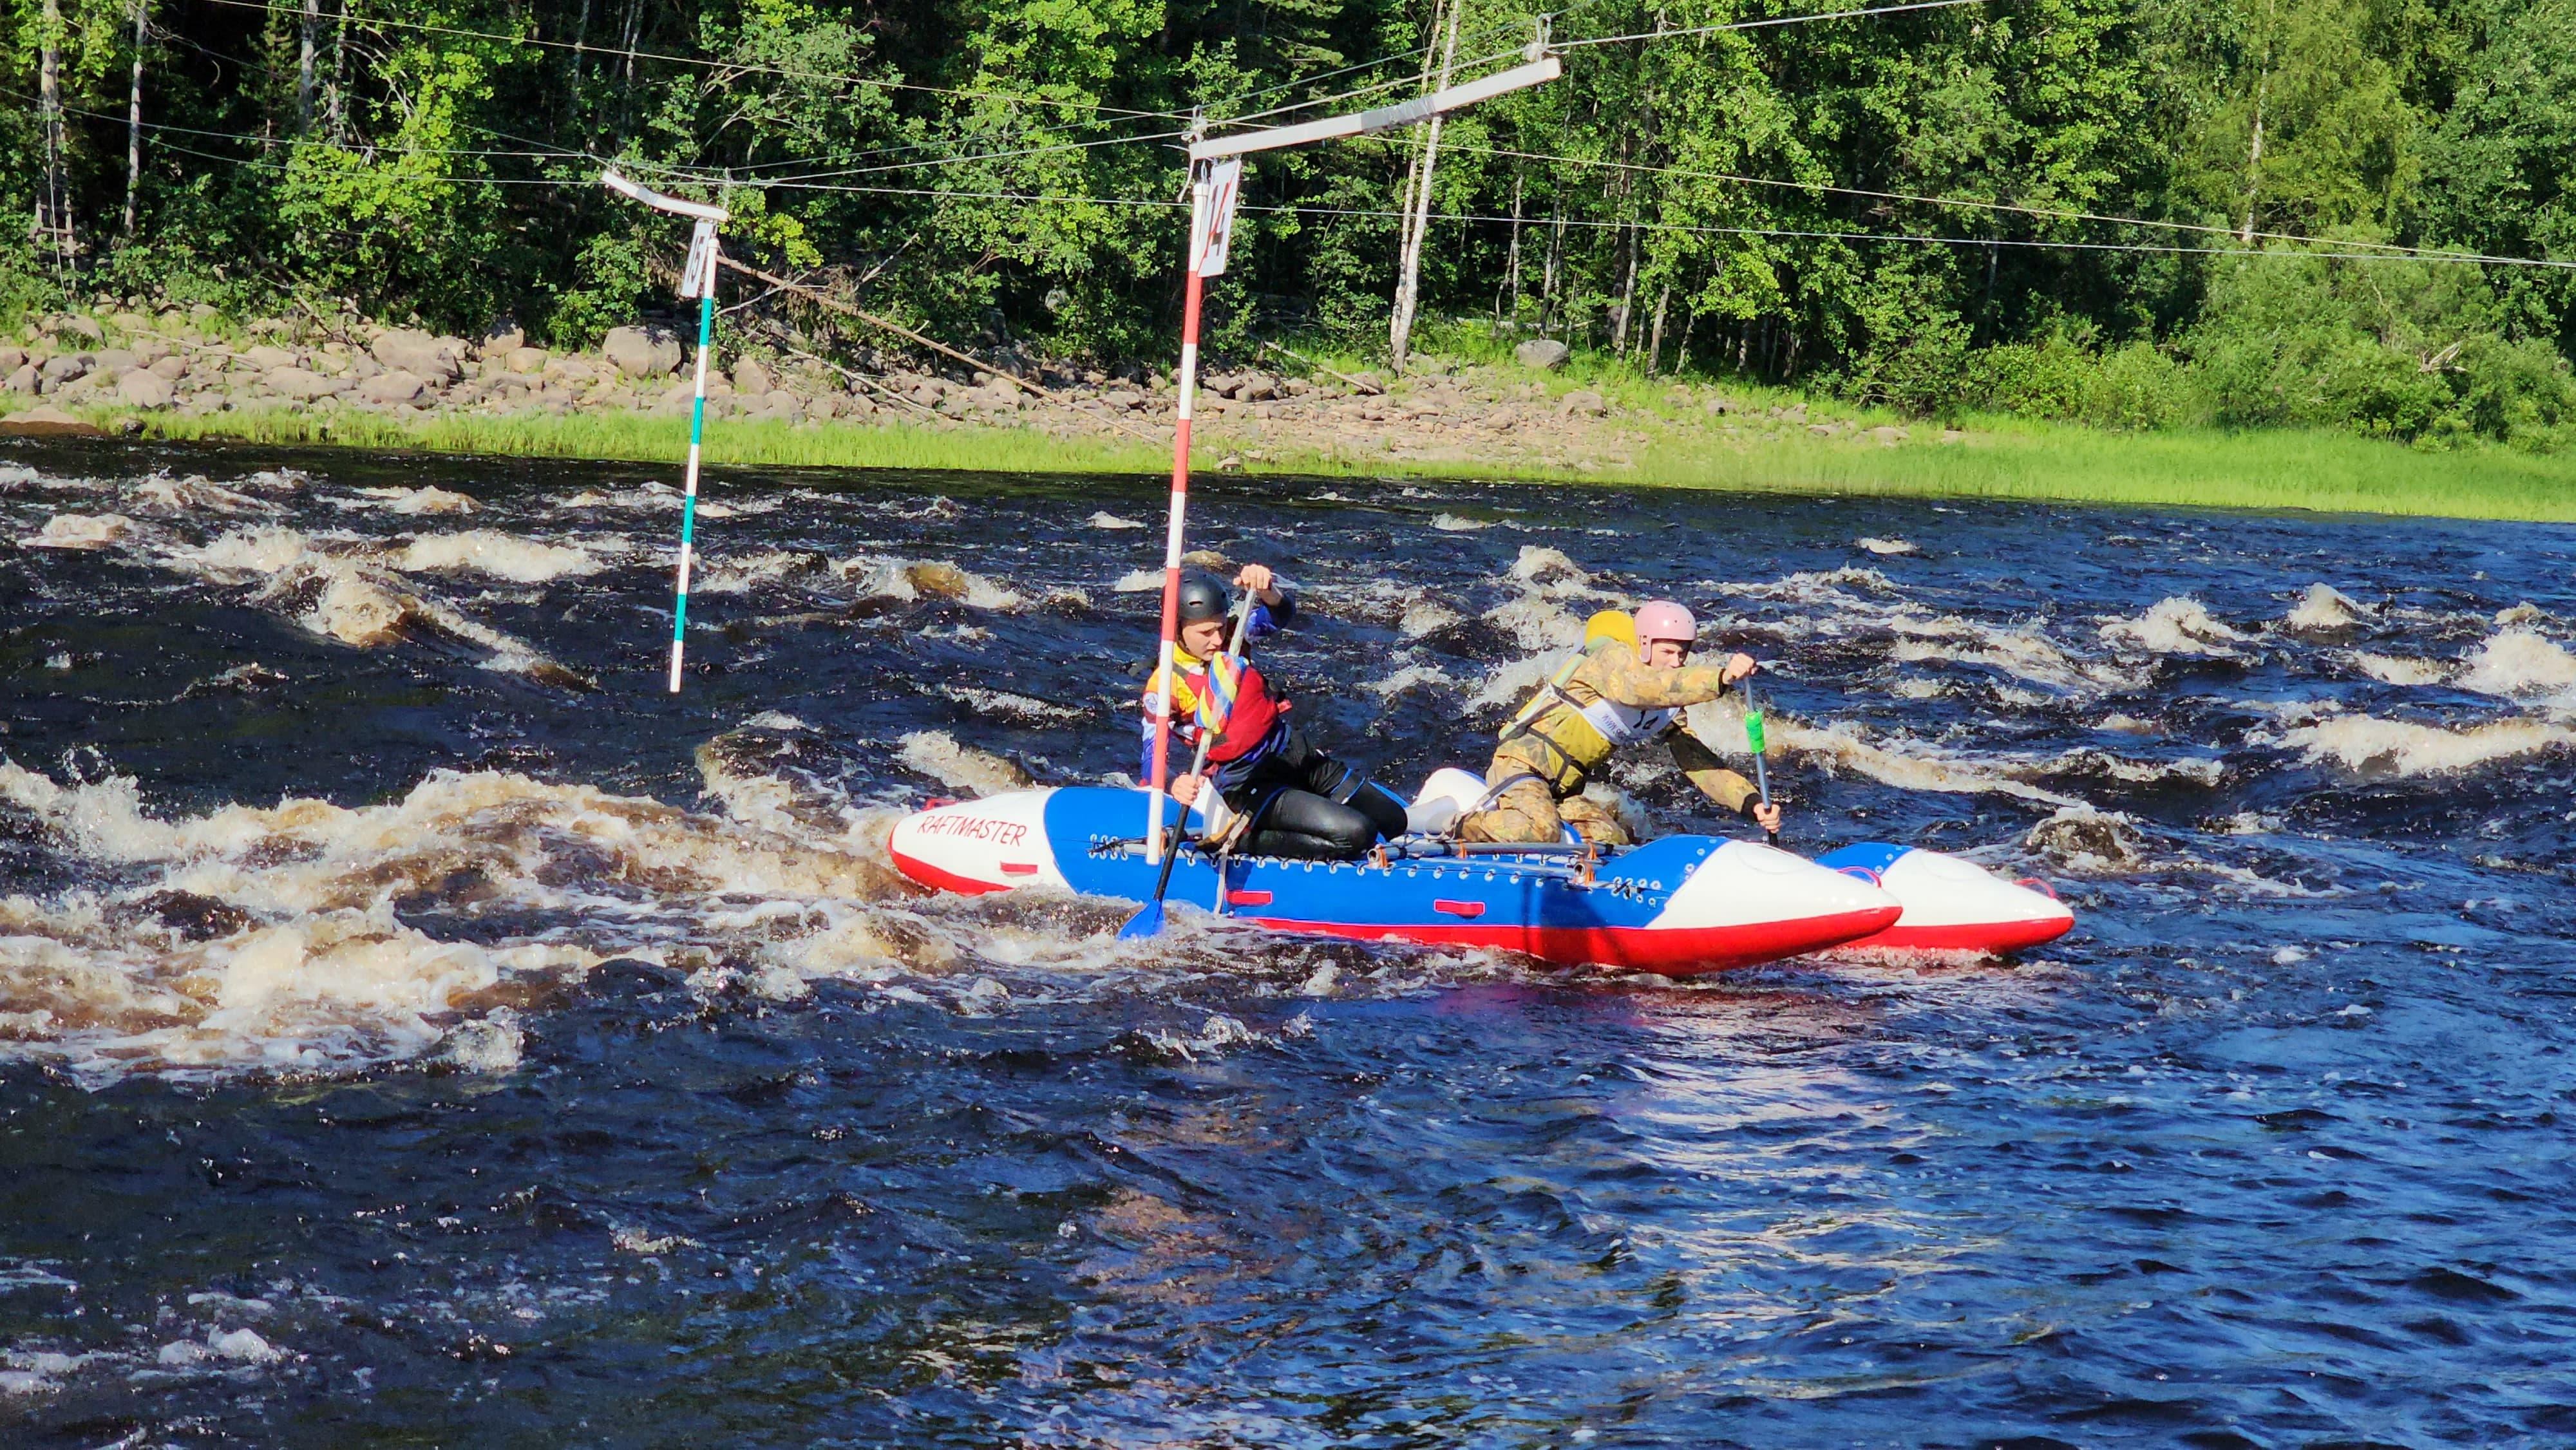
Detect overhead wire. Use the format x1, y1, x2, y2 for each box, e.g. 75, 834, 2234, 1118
102, 118, 2570, 269
194, 0, 1191, 122
69, 0, 2570, 278
1424, 141, 2520, 265
1558, 0, 1991, 47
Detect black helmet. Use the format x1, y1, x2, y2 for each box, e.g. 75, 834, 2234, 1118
1175, 571, 1230, 625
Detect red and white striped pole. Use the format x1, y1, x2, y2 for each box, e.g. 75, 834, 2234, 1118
1144, 163, 1212, 864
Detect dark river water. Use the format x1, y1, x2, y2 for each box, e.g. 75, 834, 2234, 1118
3, 439, 2573, 1447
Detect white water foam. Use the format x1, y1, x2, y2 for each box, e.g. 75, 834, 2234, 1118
0, 762, 927, 1082
2285, 583, 2368, 632
2458, 629, 2576, 699
838, 556, 1023, 609
937, 685, 1092, 725
347, 485, 478, 516
391, 530, 600, 584
2099, 596, 2247, 655
895, 730, 1034, 796
2278, 715, 2575, 775
2351, 653, 2449, 686
21, 513, 133, 549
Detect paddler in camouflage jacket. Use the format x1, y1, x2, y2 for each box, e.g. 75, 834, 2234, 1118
1457, 600, 1785, 847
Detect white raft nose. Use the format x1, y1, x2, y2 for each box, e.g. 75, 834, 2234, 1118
1842, 849, 2076, 955
887, 789, 1065, 894
1646, 840, 1904, 968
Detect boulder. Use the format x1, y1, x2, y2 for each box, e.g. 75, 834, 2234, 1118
1561, 390, 1607, 416
148, 355, 188, 381
133, 337, 173, 364
3, 364, 34, 394
52, 314, 105, 343
0, 346, 22, 373
39, 354, 87, 385
1514, 339, 1571, 370
242, 344, 299, 372
733, 357, 776, 396
601, 325, 682, 379
264, 367, 349, 400
370, 328, 463, 382
116, 369, 176, 409
0, 404, 107, 438
480, 322, 526, 355
189, 303, 220, 323
109, 311, 153, 334
504, 346, 547, 375
358, 370, 428, 405
1868, 424, 1908, 445
1703, 394, 1734, 415
1237, 372, 1279, 401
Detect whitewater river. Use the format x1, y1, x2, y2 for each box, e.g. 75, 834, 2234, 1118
3, 440, 2571, 1447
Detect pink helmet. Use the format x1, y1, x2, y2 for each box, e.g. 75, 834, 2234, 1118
1633, 600, 1697, 660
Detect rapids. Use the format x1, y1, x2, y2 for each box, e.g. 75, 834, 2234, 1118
3, 440, 2571, 1445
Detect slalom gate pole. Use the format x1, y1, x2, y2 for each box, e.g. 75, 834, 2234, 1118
669, 270, 716, 693
1144, 164, 1211, 864
1121, 592, 1255, 941
598, 173, 730, 694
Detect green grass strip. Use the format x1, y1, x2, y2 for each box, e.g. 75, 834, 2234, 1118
113, 403, 2576, 522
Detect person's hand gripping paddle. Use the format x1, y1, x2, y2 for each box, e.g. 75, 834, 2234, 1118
1119, 596, 1255, 941
1745, 679, 1781, 846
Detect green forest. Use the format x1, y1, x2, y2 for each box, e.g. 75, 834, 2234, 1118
8, 0, 2575, 448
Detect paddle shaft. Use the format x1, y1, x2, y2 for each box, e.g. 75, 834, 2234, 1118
1141, 596, 1256, 913
1744, 677, 1779, 845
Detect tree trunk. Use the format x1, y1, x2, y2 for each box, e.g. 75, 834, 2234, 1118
1611, 224, 1639, 353
1389, 0, 1462, 372
1499, 169, 1524, 322
2240, 0, 2273, 244
1540, 206, 1566, 337
35, 0, 70, 274
123, 0, 149, 240
327, 0, 346, 137
1646, 284, 1670, 374
569, 0, 594, 119
2239, 83, 2266, 243
298, 0, 319, 133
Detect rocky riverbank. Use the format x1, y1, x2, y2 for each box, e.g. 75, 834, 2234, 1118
0, 305, 1959, 476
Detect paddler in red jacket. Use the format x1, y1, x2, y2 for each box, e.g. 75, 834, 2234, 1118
1142, 565, 1407, 859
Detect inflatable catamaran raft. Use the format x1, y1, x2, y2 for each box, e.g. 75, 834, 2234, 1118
890, 774, 2073, 975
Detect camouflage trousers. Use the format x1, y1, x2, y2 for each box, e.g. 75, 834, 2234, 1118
1454, 760, 1631, 847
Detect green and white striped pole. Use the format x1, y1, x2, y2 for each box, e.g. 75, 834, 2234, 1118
601, 171, 729, 693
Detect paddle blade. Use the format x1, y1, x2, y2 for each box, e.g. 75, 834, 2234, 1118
1116, 899, 1168, 941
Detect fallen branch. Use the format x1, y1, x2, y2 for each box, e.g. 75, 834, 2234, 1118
759, 328, 944, 422
715, 256, 1164, 444
1261, 338, 1384, 394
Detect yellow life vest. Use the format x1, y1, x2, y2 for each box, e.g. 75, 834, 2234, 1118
1497, 624, 1676, 790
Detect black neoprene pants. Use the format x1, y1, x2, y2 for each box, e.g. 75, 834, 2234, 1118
1220, 726, 1408, 860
